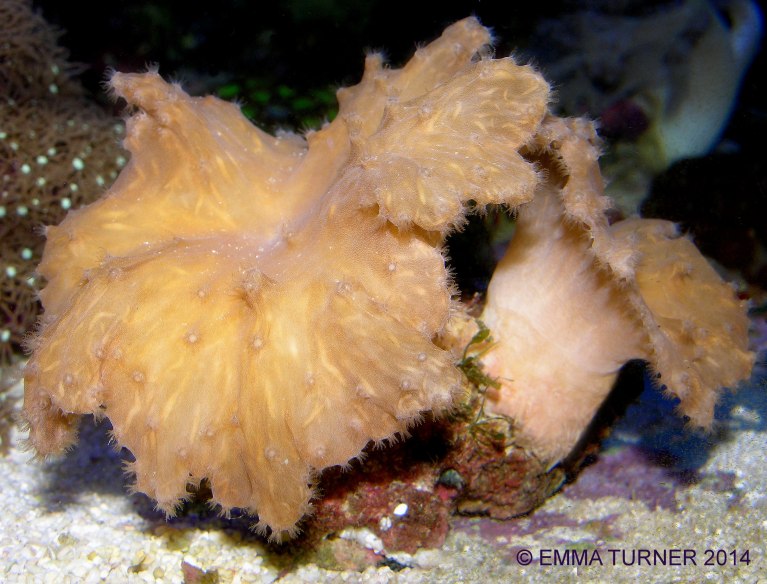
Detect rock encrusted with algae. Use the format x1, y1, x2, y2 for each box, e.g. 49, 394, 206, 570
300, 383, 564, 558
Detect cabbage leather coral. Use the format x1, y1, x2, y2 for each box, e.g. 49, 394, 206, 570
479, 117, 754, 463
22, 18, 551, 539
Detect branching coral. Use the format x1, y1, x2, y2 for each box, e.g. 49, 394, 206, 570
22, 18, 551, 539
0, 0, 126, 364
479, 117, 754, 463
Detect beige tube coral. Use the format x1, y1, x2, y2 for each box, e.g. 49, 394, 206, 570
480, 117, 754, 463
22, 18, 552, 539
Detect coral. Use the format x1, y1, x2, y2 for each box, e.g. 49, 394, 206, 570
478, 117, 754, 463
21, 18, 551, 539
0, 0, 81, 100
0, 360, 24, 454
0, 0, 127, 364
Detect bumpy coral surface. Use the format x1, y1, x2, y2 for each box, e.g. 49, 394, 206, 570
22, 18, 551, 538
610, 218, 754, 424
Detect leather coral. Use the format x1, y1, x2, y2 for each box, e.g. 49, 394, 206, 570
479, 117, 754, 463
21, 18, 550, 538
